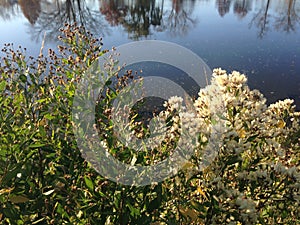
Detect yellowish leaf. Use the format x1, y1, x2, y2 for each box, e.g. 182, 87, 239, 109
237, 127, 246, 138
178, 206, 198, 221
9, 195, 30, 204
182, 161, 194, 170
196, 186, 207, 199
277, 119, 285, 128
0, 187, 14, 195
38, 118, 47, 126
76, 210, 83, 219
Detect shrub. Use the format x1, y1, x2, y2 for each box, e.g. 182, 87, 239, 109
158, 68, 300, 224
0, 24, 299, 224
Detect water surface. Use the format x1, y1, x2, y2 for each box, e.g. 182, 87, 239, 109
0, 0, 299, 108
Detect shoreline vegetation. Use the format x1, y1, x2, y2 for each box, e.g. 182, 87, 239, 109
0, 24, 299, 224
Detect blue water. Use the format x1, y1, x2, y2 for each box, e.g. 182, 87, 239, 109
0, 0, 299, 108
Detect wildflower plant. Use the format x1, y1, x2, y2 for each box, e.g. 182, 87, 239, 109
0, 22, 299, 224
0, 24, 130, 224
159, 68, 300, 224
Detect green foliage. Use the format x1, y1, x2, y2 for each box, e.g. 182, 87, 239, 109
0, 24, 130, 224
0, 24, 300, 225
0, 23, 188, 225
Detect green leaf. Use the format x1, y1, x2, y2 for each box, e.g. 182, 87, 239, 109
1, 164, 22, 185
147, 197, 161, 212
0, 80, 6, 92
226, 155, 241, 166
35, 98, 48, 103
2, 205, 20, 220
29, 143, 45, 148
247, 134, 259, 142
39, 126, 47, 137
126, 203, 140, 217
56, 202, 64, 214
190, 200, 205, 212
43, 114, 55, 120
19, 74, 27, 83
84, 176, 94, 192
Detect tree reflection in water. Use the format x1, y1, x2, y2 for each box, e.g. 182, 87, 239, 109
233, 0, 252, 19
274, 0, 300, 33
216, 0, 231, 17
28, 0, 110, 42
121, 0, 153, 39
99, 0, 127, 26
99, 0, 197, 39
0, 0, 19, 21
19, 0, 41, 25
0, 0, 299, 41
166, 0, 197, 36
249, 0, 300, 38
249, 0, 271, 38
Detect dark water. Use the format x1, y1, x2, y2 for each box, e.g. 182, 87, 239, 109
0, 0, 300, 109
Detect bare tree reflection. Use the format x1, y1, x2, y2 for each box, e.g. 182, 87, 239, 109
28, 0, 110, 43
0, 0, 19, 21
165, 0, 197, 36
216, 0, 231, 17
274, 0, 300, 33
233, 0, 251, 19
249, 0, 271, 38
2, 0, 299, 42
150, 0, 163, 26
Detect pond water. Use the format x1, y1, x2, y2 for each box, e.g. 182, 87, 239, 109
0, 0, 300, 109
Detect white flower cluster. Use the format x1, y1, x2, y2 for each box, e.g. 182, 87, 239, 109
115, 68, 299, 223
159, 68, 300, 224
